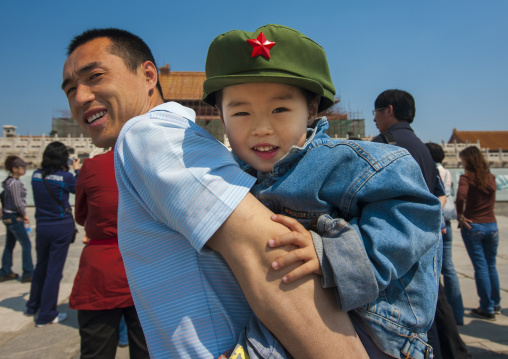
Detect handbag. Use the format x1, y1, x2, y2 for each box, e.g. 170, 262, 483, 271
442, 170, 457, 221
42, 176, 78, 243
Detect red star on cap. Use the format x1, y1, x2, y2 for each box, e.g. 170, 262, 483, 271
247, 32, 276, 59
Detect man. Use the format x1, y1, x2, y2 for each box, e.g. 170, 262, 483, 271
372, 89, 469, 359
372, 89, 437, 191
62, 28, 367, 359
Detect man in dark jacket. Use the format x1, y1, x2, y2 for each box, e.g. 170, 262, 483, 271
372, 89, 469, 359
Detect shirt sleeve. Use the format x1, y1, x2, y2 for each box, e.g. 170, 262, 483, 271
318, 153, 442, 311
115, 112, 256, 251
74, 160, 89, 226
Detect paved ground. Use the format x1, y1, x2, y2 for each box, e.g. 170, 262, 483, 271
0, 207, 507, 358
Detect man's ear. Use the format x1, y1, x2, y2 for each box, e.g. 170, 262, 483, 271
307, 96, 320, 125
386, 104, 394, 116
142, 61, 158, 92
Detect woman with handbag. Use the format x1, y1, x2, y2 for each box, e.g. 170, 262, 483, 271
26, 141, 81, 327
457, 146, 500, 320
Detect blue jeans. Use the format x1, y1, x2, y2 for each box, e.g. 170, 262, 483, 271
119, 315, 128, 346
461, 222, 501, 314
442, 220, 464, 324
1, 213, 33, 279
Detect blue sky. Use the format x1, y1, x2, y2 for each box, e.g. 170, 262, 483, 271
1, 0, 506, 143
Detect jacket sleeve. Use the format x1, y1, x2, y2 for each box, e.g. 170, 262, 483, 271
64, 169, 79, 195
455, 174, 469, 218
9, 180, 26, 217
318, 154, 442, 312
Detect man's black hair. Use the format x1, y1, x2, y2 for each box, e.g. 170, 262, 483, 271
67, 28, 164, 98
425, 142, 445, 164
374, 89, 415, 123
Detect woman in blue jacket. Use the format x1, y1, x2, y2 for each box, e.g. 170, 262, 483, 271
26, 141, 80, 327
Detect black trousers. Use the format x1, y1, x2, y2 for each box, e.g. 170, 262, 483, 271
78, 306, 149, 359
427, 283, 469, 359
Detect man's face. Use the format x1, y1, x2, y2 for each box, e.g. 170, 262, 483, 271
220, 83, 317, 173
62, 37, 152, 148
373, 106, 394, 134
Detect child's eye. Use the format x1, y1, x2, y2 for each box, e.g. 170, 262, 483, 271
273, 107, 289, 113
233, 111, 249, 116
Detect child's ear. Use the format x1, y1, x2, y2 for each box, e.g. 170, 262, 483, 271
307, 96, 320, 125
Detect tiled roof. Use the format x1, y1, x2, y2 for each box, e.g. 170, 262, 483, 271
448, 129, 508, 151
159, 70, 206, 100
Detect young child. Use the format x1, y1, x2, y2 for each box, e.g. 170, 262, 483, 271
203, 24, 442, 359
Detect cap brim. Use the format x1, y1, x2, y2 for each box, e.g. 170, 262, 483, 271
203, 74, 333, 112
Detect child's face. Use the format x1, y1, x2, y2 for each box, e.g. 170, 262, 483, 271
220, 83, 318, 173
12, 166, 26, 177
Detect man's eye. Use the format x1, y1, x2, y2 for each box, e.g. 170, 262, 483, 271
273, 107, 289, 113
66, 87, 76, 97
90, 73, 103, 80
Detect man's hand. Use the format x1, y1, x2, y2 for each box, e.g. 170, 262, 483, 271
269, 214, 322, 283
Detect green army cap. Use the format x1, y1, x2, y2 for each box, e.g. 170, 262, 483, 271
203, 24, 336, 113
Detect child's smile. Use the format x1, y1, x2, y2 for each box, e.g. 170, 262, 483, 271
252, 144, 279, 160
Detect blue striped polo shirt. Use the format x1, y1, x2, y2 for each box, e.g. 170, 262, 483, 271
114, 102, 256, 359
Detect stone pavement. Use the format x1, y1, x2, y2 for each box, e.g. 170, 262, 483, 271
0, 207, 507, 358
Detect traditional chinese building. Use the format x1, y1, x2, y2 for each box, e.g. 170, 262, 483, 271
158, 65, 365, 142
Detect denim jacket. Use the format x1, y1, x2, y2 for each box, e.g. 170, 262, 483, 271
235, 118, 442, 359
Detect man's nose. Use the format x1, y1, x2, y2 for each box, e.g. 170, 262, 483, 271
75, 84, 94, 107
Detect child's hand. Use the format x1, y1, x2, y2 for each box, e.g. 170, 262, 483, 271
268, 214, 322, 283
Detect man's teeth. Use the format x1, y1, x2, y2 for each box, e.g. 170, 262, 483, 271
253, 146, 277, 152
86, 111, 106, 123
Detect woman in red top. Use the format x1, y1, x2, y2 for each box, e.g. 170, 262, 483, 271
456, 146, 500, 320
71, 149, 149, 359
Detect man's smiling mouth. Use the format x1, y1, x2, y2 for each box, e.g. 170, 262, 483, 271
86, 111, 107, 124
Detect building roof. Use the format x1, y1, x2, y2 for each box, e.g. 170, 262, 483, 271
159, 66, 206, 100
448, 129, 508, 151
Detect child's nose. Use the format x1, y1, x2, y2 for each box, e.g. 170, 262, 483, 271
250, 115, 273, 136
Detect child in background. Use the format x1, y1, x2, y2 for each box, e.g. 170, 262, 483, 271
0, 156, 33, 283
203, 24, 442, 359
